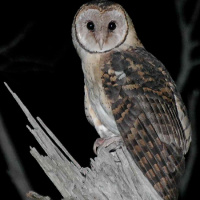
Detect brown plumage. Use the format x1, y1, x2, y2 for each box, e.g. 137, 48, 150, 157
101, 47, 191, 199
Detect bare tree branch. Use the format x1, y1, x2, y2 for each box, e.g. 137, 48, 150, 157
192, 59, 200, 67
0, 114, 32, 200
175, 0, 200, 92
0, 23, 33, 55
11, 57, 54, 68
4, 84, 163, 200
191, 0, 200, 25
190, 40, 200, 49
179, 90, 199, 196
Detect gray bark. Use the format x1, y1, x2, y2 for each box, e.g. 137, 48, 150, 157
5, 83, 162, 200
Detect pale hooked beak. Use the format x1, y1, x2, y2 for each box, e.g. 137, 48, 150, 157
95, 31, 107, 50
98, 39, 104, 50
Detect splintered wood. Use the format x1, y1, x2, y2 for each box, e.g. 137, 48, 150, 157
5, 83, 162, 200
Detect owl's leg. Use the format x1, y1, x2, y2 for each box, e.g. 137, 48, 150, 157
85, 86, 123, 154
84, 86, 94, 126
85, 85, 114, 137
93, 136, 123, 155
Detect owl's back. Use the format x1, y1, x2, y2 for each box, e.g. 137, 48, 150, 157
101, 47, 191, 200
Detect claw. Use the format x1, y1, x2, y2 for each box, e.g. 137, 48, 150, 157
93, 138, 106, 155
93, 136, 123, 155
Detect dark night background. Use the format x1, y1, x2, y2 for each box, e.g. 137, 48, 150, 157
0, 1, 199, 199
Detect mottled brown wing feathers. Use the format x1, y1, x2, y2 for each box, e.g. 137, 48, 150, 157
101, 47, 190, 200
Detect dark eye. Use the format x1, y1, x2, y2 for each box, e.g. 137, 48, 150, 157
108, 21, 116, 31
87, 21, 95, 31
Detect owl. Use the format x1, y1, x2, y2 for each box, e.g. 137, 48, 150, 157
72, 0, 192, 199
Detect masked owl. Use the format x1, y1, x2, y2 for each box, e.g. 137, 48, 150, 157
72, 1, 192, 199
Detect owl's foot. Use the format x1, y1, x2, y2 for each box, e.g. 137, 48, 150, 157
93, 136, 123, 155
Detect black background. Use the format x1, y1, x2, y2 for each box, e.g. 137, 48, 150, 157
0, 1, 199, 199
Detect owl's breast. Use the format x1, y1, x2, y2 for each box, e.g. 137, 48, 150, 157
82, 56, 120, 136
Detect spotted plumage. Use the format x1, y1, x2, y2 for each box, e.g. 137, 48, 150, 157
72, 1, 191, 199
101, 47, 191, 199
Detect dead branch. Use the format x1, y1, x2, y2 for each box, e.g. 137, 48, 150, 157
175, 0, 200, 92
0, 23, 33, 55
179, 90, 199, 196
0, 114, 32, 200
4, 84, 163, 200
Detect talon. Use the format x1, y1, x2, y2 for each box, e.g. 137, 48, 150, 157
93, 136, 123, 155
93, 138, 106, 155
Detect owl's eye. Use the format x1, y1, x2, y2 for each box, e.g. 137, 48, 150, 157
108, 21, 116, 31
87, 21, 95, 31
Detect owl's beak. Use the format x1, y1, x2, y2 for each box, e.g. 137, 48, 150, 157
98, 39, 104, 50
95, 32, 106, 50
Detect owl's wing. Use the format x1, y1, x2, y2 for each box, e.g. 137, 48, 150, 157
101, 47, 191, 200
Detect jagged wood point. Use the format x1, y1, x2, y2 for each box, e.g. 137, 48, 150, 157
4, 82, 162, 200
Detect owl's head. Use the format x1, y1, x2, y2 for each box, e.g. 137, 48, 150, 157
72, 0, 142, 55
